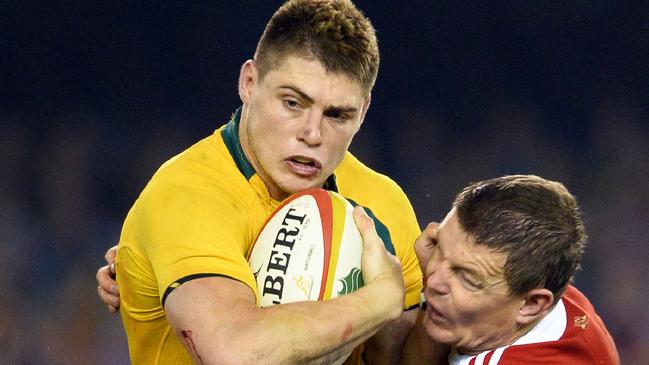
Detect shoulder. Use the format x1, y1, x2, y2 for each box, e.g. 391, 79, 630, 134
335, 152, 420, 243
493, 337, 619, 365
559, 286, 621, 364
335, 152, 422, 304
485, 286, 620, 365
336, 152, 413, 210
126, 131, 259, 240
140, 131, 254, 209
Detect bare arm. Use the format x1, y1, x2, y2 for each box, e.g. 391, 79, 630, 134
400, 222, 449, 365
165, 207, 405, 365
362, 218, 436, 364
362, 307, 418, 365
401, 308, 449, 365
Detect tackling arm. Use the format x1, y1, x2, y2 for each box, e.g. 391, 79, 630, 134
165, 207, 405, 365
400, 308, 449, 365
362, 307, 418, 365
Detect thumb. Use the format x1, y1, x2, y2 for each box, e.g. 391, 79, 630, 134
105, 245, 118, 264
353, 206, 381, 250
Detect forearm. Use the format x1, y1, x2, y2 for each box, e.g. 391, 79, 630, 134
363, 308, 418, 365
167, 277, 403, 365
226, 285, 401, 364
169, 207, 406, 364
401, 308, 449, 365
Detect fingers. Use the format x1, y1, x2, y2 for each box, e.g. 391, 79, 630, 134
99, 245, 120, 313
352, 205, 372, 229
98, 284, 120, 312
414, 222, 440, 270
105, 245, 118, 265
96, 265, 119, 295
353, 206, 382, 249
421, 222, 439, 240
97, 264, 120, 312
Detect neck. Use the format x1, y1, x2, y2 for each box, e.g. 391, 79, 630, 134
238, 106, 288, 201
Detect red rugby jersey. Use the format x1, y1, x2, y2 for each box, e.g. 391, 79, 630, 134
449, 286, 620, 365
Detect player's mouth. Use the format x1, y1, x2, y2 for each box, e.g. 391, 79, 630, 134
425, 298, 448, 324
285, 156, 322, 177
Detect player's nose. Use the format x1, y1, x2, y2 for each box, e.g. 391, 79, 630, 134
298, 112, 323, 146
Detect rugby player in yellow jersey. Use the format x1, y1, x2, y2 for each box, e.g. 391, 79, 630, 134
96, 1, 423, 364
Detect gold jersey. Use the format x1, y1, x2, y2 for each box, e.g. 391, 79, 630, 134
116, 108, 423, 364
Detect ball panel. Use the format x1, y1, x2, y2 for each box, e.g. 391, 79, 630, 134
248, 188, 363, 307
248, 192, 326, 306
333, 199, 363, 297
311, 189, 333, 301
322, 191, 350, 300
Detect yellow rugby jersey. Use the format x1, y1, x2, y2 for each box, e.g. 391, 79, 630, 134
115, 108, 423, 364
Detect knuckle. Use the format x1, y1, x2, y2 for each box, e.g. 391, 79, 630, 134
97, 270, 107, 285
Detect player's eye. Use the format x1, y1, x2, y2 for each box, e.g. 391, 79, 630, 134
326, 111, 345, 121
425, 238, 438, 249
459, 271, 483, 290
283, 99, 302, 110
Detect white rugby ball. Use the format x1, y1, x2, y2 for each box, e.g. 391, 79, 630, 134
248, 188, 364, 307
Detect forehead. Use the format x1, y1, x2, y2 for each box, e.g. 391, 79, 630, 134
260, 56, 367, 104
437, 208, 507, 278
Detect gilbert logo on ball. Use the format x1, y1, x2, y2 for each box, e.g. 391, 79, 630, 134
248, 188, 364, 307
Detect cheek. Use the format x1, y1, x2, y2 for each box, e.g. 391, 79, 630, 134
446, 285, 495, 324
450, 295, 483, 324
250, 117, 287, 148
325, 129, 355, 158
453, 294, 515, 330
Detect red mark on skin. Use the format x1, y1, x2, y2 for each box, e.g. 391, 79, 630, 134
181, 330, 204, 365
340, 323, 353, 342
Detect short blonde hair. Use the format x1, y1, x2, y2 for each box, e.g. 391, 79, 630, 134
254, 0, 379, 95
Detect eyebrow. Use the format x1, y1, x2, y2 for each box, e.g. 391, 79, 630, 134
280, 85, 314, 105
279, 85, 359, 115
437, 237, 484, 280
455, 264, 482, 280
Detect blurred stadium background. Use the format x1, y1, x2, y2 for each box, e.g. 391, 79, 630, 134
2, 1, 647, 363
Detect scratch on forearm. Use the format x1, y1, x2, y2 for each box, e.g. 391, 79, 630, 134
181, 330, 205, 365
340, 323, 353, 343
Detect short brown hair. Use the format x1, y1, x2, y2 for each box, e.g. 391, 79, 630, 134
254, 0, 379, 94
453, 175, 586, 302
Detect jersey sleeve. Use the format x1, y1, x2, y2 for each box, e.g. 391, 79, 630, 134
388, 191, 423, 310
335, 153, 424, 310
137, 185, 258, 303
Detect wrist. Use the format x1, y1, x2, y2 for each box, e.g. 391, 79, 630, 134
362, 277, 404, 321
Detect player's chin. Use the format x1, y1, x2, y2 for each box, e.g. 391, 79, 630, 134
423, 318, 456, 346
281, 176, 327, 195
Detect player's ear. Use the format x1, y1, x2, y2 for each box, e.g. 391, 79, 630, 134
516, 288, 554, 326
239, 60, 257, 104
